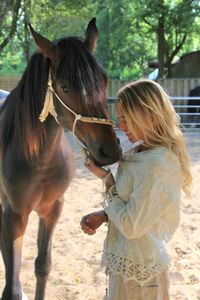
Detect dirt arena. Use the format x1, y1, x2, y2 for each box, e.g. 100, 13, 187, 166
0, 131, 200, 300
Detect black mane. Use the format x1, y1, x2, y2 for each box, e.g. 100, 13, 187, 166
0, 53, 50, 161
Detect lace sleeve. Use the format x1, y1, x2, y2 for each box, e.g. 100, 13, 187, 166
102, 185, 119, 207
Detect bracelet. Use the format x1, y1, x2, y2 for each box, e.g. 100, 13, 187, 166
102, 186, 118, 209
105, 185, 118, 198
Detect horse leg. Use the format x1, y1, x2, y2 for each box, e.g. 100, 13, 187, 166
34, 198, 64, 300
0, 201, 29, 300
0, 203, 2, 242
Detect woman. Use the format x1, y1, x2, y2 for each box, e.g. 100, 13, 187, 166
80, 79, 192, 300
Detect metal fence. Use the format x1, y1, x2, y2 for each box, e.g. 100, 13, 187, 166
108, 96, 200, 133
171, 97, 200, 133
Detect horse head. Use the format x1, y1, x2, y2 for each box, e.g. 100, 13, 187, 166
29, 18, 121, 166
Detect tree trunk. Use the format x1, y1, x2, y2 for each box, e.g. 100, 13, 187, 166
166, 34, 187, 78
0, 0, 22, 52
23, 3, 31, 64
157, 0, 165, 79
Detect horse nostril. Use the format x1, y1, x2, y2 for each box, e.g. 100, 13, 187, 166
99, 147, 109, 158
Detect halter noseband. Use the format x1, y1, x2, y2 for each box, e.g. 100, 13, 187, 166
39, 71, 115, 154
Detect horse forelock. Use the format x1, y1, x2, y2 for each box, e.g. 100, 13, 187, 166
54, 37, 108, 105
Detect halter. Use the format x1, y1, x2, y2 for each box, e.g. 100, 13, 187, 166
39, 71, 115, 155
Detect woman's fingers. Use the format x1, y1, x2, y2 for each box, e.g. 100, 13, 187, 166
84, 157, 109, 179
84, 158, 98, 174
85, 157, 94, 167
80, 212, 106, 236
80, 216, 88, 229
82, 224, 96, 235
83, 226, 96, 235
80, 216, 96, 235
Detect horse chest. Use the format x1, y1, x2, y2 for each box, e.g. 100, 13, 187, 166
1, 153, 75, 212
34, 161, 74, 195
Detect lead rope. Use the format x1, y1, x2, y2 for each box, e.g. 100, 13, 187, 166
39, 79, 59, 124
71, 114, 88, 157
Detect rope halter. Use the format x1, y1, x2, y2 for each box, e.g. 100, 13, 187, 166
39, 71, 115, 155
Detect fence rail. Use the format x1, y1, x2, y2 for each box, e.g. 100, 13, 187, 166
108, 96, 200, 133
1, 76, 200, 96
0, 76, 200, 132
107, 78, 200, 97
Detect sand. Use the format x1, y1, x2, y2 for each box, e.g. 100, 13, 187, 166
0, 131, 200, 300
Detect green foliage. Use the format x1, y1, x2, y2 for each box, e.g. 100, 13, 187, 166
0, 35, 26, 75
0, 0, 200, 79
129, 0, 200, 77
95, 0, 158, 79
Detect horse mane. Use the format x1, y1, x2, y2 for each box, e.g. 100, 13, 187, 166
0, 53, 49, 161
0, 36, 108, 161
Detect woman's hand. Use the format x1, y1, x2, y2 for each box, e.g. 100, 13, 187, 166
84, 157, 108, 179
85, 157, 115, 188
80, 210, 108, 235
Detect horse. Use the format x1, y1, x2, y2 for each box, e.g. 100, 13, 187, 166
0, 18, 121, 300
188, 86, 200, 127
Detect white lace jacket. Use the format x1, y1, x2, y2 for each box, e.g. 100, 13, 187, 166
102, 146, 182, 286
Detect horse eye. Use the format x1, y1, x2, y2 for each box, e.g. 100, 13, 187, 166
60, 85, 68, 93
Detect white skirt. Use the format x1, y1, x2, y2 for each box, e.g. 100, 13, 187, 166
107, 270, 170, 300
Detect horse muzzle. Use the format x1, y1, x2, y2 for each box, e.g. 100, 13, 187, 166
87, 137, 122, 166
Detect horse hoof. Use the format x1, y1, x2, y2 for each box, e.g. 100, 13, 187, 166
22, 290, 29, 300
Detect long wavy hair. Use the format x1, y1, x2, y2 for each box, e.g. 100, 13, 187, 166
117, 79, 192, 196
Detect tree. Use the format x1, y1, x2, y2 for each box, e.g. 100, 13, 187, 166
165, 0, 200, 77
1, 0, 200, 79
96, 0, 151, 79
135, 0, 200, 78
0, 0, 22, 52
0, 0, 95, 74
18, 0, 95, 63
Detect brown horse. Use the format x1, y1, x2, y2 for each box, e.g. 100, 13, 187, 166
0, 18, 120, 300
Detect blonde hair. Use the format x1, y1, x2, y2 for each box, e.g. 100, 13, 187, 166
117, 79, 192, 196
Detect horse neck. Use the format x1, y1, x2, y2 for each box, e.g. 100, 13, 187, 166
43, 118, 63, 148
38, 120, 65, 162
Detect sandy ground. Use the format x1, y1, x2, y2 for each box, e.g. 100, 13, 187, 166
0, 131, 200, 300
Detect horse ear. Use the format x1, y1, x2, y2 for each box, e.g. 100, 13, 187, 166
84, 18, 99, 52
29, 24, 56, 61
